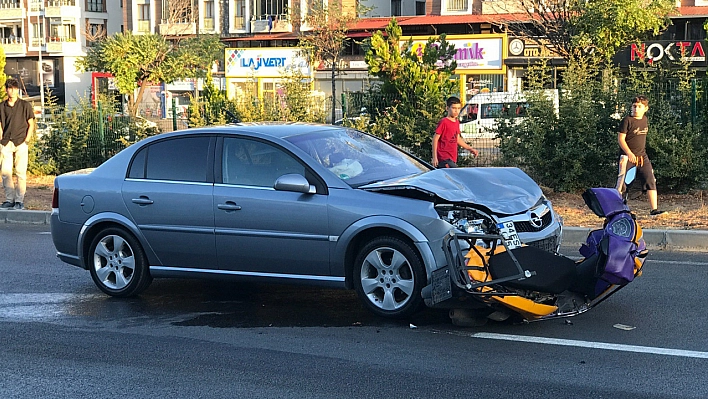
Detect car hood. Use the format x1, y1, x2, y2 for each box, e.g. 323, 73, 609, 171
360, 167, 543, 215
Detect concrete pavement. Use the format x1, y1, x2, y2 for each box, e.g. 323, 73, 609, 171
3, 209, 706, 251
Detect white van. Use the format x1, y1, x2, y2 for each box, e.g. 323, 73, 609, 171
459, 90, 559, 139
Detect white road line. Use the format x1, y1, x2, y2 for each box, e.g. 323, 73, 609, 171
472, 332, 708, 359
565, 255, 708, 266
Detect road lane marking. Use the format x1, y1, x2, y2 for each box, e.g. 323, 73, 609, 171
471, 332, 708, 359
564, 255, 708, 266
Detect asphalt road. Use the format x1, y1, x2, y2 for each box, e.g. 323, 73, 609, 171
2, 224, 708, 398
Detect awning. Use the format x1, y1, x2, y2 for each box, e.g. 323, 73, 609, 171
347, 31, 374, 38
223, 32, 298, 42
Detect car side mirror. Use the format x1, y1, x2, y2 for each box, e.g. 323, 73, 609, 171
274, 174, 316, 194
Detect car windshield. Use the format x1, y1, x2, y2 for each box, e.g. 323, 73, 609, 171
285, 128, 430, 187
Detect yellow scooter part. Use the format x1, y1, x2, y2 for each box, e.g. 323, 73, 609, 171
466, 246, 558, 319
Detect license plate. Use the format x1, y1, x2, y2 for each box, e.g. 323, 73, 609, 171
497, 221, 522, 250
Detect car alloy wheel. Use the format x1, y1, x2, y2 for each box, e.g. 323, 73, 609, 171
88, 227, 152, 297
354, 236, 425, 318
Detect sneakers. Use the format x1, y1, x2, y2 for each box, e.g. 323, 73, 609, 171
13, 202, 23, 210
650, 209, 666, 216
0, 201, 14, 209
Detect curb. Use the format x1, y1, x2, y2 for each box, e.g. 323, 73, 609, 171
564, 226, 708, 251
0, 209, 51, 225
2, 210, 706, 251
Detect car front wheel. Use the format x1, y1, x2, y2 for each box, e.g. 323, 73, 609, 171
354, 236, 425, 318
88, 227, 152, 297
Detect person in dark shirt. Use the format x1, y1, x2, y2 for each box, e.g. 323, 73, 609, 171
0, 78, 35, 210
432, 96, 478, 168
617, 95, 664, 216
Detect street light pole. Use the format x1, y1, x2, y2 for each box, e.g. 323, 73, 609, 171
38, 5, 45, 119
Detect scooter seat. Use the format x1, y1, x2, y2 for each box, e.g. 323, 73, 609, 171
488, 246, 578, 294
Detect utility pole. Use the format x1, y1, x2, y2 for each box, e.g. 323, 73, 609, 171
37, 3, 46, 119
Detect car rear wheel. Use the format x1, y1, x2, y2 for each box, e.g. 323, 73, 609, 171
354, 236, 425, 318
88, 227, 152, 297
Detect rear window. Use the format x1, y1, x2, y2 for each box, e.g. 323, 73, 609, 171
128, 137, 211, 182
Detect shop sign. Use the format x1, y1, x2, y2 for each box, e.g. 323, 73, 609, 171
623, 41, 707, 65
403, 35, 505, 71
226, 48, 311, 78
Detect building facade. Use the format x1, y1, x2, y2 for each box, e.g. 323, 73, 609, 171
1, 0, 123, 109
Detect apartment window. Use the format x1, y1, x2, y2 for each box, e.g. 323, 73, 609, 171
48, 18, 77, 41
86, 21, 106, 45
32, 22, 45, 46
86, 0, 104, 12
204, 0, 214, 30
391, 0, 401, 16
416, 1, 425, 15
138, 4, 150, 32
234, 0, 246, 29
256, 0, 287, 19
162, 0, 193, 23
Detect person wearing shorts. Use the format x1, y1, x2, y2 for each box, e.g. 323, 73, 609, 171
617, 95, 665, 216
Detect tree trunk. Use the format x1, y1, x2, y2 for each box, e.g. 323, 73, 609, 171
130, 83, 148, 117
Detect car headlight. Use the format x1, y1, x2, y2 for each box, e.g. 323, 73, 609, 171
609, 217, 633, 238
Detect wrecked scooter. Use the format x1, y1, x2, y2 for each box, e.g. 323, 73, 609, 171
427, 169, 647, 326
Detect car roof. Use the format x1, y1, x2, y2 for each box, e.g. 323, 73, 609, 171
173, 122, 345, 139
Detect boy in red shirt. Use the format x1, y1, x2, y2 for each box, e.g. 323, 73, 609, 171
432, 96, 478, 168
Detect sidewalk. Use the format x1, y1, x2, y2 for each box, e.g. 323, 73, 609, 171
3, 209, 707, 251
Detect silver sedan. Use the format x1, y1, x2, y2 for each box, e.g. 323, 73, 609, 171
51, 123, 562, 318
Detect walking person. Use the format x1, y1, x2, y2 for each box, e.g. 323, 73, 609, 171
617, 95, 665, 216
432, 96, 478, 168
0, 78, 35, 210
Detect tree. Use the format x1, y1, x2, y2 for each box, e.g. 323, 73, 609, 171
77, 32, 181, 116
363, 19, 458, 159
497, 0, 675, 63
77, 32, 222, 117
176, 34, 225, 79
0, 47, 6, 101
299, 0, 360, 123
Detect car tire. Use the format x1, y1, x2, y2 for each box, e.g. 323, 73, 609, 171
88, 227, 152, 297
353, 236, 425, 318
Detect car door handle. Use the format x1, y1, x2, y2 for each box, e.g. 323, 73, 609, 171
132, 196, 154, 205
218, 202, 242, 211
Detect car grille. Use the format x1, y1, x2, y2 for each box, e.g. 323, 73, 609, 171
526, 236, 559, 253
514, 212, 553, 232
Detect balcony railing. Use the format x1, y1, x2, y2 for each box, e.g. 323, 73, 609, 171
233, 17, 246, 30
203, 18, 214, 30
47, 0, 76, 6
47, 36, 77, 42
0, 1, 21, 9
0, 1, 23, 18
158, 22, 197, 36
137, 20, 150, 33
251, 14, 292, 34
444, 0, 468, 12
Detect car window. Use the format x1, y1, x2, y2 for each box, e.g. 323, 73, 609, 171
285, 128, 429, 187
128, 147, 147, 178
222, 137, 305, 187
141, 137, 211, 182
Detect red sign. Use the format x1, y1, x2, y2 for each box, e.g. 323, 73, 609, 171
630, 41, 706, 64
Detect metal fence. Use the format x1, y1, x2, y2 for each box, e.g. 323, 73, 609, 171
33, 80, 708, 174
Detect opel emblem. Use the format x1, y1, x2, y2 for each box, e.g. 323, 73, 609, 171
530, 212, 543, 229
